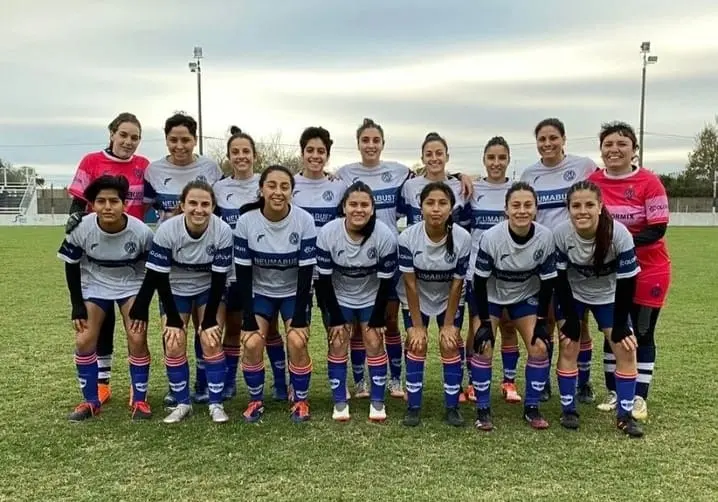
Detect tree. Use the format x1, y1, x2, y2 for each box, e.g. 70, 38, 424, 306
685, 116, 718, 184
206, 130, 303, 177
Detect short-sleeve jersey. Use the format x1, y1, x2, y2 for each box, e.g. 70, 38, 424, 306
143, 156, 223, 223
520, 154, 598, 228
475, 221, 557, 305
57, 214, 154, 300
292, 174, 348, 228
553, 220, 640, 305
399, 176, 466, 227
213, 174, 259, 229
397, 221, 471, 316
335, 161, 411, 235
146, 214, 233, 296
234, 205, 317, 299
316, 218, 397, 309
68, 151, 149, 219
468, 178, 511, 276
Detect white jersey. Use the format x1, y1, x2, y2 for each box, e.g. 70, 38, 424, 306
316, 218, 397, 309
146, 214, 233, 296
335, 161, 411, 235
399, 176, 466, 227
143, 156, 223, 223
234, 205, 317, 298
213, 174, 259, 229
553, 220, 640, 305
474, 221, 557, 305
397, 221, 472, 316
292, 174, 348, 228
520, 154, 597, 229
57, 214, 154, 300
468, 178, 511, 276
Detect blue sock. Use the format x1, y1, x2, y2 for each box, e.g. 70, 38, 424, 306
328, 355, 349, 404
405, 352, 425, 409
603, 339, 616, 392
367, 353, 388, 402
636, 345, 655, 399
75, 352, 99, 407
442, 355, 463, 409
578, 341, 593, 388
289, 361, 312, 402
128, 354, 150, 403
204, 352, 226, 404
615, 371, 638, 419
166, 355, 191, 405
241, 360, 265, 402
223, 344, 241, 392
265, 339, 287, 392
385, 333, 403, 381
470, 355, 492, 409
525, 356, 549, 407
350, 339, 366, 384
501, 344, 519, 383
194, 331, 207, 392
557, 368, 578, 413
457, 340, 466, 385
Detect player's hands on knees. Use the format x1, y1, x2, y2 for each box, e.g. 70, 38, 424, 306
439, 325, 460, 351
611, 325, 637, 352
531, 317, 551, 350
473, 320, 494, 355
406, 326, 427, 353
202, 325, 223, 348
129, 320, 147, 337
163, 326, 185, 345
328, 325, 347, 345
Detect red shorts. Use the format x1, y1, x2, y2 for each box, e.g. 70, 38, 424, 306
634, 269, 671, 308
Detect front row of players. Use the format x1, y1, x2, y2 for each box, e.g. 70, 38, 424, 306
59, 169, 643, 437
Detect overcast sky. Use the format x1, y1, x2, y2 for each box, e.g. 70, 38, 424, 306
2, 0, 717, 185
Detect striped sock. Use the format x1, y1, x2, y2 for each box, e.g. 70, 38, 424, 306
128, 354, 150, 403
75, 352, 99, 407
289, 361, 312, 403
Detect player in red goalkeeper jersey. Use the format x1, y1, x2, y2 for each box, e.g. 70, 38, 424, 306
589, 121, 670, 421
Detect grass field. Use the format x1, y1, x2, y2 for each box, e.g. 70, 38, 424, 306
1, 227, 718, 501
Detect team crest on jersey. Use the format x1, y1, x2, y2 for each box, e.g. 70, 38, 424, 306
381, 172, 392, 183
226, 193, 234, 201
533, 248, 545, 262
163, 177, 172, 186
124, 241, 138, 254
445, 252, 456, 264
563, 170, 576, 182
367, 247, 378, 260
624, 187, 635, 200
289, 232, 300, 245
650, 285, 662, 298
322, 190, 334, 202
196, 175, 207, 183
206, 244, 217, 256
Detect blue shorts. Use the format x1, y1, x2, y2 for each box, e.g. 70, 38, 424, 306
340, 305, 374, 324
255, 293, 311, 324
555, 299, 614, 331
159, 289, 210, 316
401, 305, 465, 330
87, 297, 131, 315
489, 296, 538, 320
224, 282, 242, 313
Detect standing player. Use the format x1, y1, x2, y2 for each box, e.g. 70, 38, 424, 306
520, 118, 599, 402
58, 175, 154, 421
553, 180, 643, 436
465, 136, 522, 404
130, 180, 233, 424
589, 121, 671, 421
143, 112, 224, 406
315, 182, 397, 422
65, 112, 150, 406
234, 165, 317, 423
470, 182, 556, 431
213, 126, 260, 400
398, 182, 471, 427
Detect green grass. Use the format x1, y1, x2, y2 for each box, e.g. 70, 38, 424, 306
1, 227, 718, 501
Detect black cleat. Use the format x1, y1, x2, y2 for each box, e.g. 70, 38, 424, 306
445, 407, 465, 427
576, 383, 596, 404
402, 407, 421, 427
617, 415, 644, 438
559, 410, 580, 430
474, 408, 494, 431
68, 402, 99, 422
524, 406, 550, 429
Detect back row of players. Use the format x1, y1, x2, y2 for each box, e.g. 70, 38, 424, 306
60, 114, 670, 437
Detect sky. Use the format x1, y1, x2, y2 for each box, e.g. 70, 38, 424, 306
2, 0, 717, 186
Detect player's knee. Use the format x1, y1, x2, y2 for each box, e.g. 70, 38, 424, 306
558, 340, 579, 360
242, 332, 265, 358
408, 346, 428, 360
164, 334, 186, 358
363, 331, 383, 355
75, 331, 95, 354
329, 335, 349, 358
438, 338, 456, 358
527, 341, 548, 359
126, 330, 147, 356
286, 330, 307, 354
199, 334, 221, 358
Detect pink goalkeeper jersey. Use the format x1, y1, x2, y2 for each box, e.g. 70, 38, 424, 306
589, 167, 671, 307
68, 150, 149, 219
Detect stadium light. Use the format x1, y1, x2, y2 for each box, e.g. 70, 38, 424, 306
189, 46, 204, 155
638, 41, 658, 167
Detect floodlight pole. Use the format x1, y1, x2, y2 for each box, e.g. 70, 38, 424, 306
638, 41, 658, 168
189, 46, 204, 155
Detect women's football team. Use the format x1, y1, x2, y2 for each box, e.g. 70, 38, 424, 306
59, 112, 671, 438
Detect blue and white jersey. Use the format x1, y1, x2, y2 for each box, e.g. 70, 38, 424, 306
234, 205, 317, 298
316, 218, 397, 309
335, 161, 411, 235
146, 214, 233, 296
520, 154, 597, 229
143, 155, 223, 223
397, 221, 471, 316
554, 220, 640, 305
475, 221, 557, 305
292, 174, 348, 228
468, 178, 511, 276
213, 174, 259, 229
399, 176, 466, 227
57, 214, 154, 300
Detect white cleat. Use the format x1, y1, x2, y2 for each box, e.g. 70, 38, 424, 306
354, 380, 370, 399
632, 396, 648, 421
332, 403, 351, 422
369, 401, 387, 423
209, 403, 229, 423
388, 378, 405, 399
163, 403, 192, 424
597, 391, 617, 412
